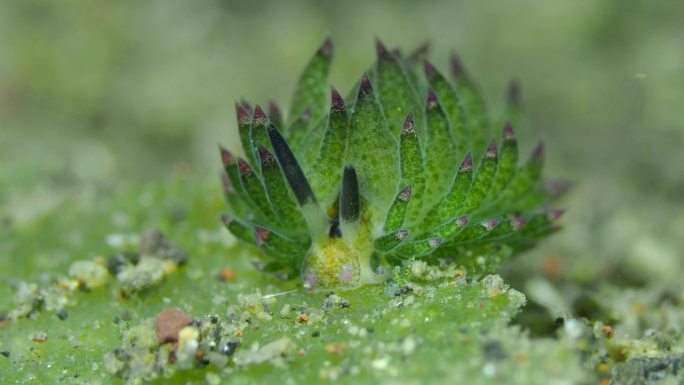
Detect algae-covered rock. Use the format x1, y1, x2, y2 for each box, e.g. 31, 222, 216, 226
69, 260, 109, 289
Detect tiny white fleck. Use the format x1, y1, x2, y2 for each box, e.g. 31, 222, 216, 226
564, 318, 583, 339
483, 362, 496, 377
371, 357, 390, 370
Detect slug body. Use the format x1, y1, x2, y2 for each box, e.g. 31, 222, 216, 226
219, 39, 565, 289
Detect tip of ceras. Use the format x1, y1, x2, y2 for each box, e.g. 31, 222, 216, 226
482, 218, 499, 231
237, 158, 253, 175
546, 180, 573, 197
426, 89, 439, 110
532, 142, 544, 163
507, 79, 521, 106
220, 214, 233, 226
502, 122, 515, 141
456, 216, 469, 227
547, 209, 566, 221
319, 37, 334, 58
460, 152, 473, 172
257, 145, 274, 165
239, 99, 253, 113
485, 140, 498, 158
359, 74, 373, 97
402, 114, 416, 136
423, 60, 438, 79
219, 146, 234, 167
330, 88, 345, 112
254, 227, 270, 246
409, 42, 430, 60
236, 104, 250, 125
252, 105, 268, 125
268, 100, 281, 116
428, 238, 443, 249
450, 54, 464, 76
375, 39, 390, 60
398, 185, 412, 202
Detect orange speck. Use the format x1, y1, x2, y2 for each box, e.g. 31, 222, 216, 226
234, 330, 243, 337
543, 254, 562, 279
174, 162, 193, 175
219, 268, 235, 281
600, 378, 610, 385
601, 325, 614, 338
631, 303, 646, 315
298, 349, 305, 357
296, 313, 309, 324
324, 342, 348, 355
514, 353, 528, 363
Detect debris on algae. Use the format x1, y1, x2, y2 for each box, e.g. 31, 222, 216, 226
233, 337, 297, 367
2, 229, 187, 321
68, 260, 109, 289
97, 272, 532, 384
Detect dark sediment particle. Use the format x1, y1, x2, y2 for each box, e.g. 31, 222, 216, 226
613, 354, 684, 385
220, 339, 240, 356
121, 310, 133, 322
139, 229, 187, 265
394, 286, 413, 297
106, 252, 140, 275
1, 351, 9, 358
56, 309, 69, 321
482, 340, 508, 362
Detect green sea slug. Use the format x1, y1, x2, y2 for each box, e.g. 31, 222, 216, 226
219, 39, 566, 289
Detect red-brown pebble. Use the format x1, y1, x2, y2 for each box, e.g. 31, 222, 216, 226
154, 308, 192, 344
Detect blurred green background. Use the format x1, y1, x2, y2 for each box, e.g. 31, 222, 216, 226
1, 0, 683, 291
